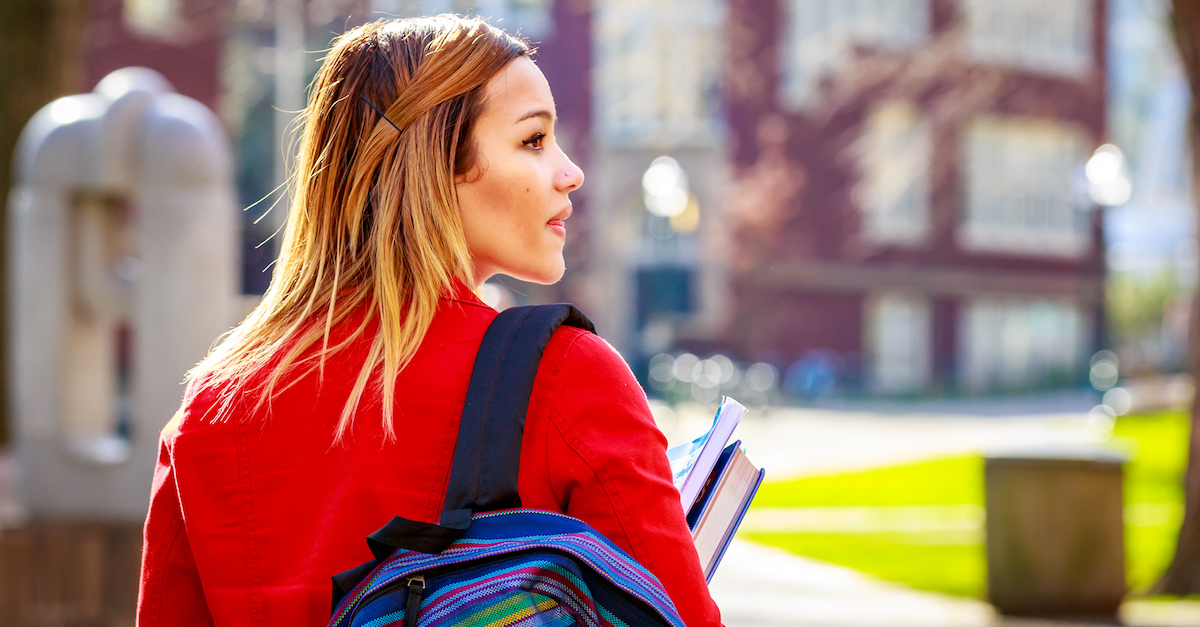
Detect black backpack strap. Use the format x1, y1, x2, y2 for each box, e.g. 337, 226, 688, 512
335, 304, 595, 610
360, 304, 594, 559
442, 304, 594, 518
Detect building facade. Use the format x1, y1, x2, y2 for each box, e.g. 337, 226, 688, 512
719, 0, 1107, 394
79, 0, 1111, 395
84, 0, 233, 110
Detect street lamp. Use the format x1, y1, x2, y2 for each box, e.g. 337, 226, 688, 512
642, 156, 701, 237
642, 156, 690, 217
1086, 144, 1133, 207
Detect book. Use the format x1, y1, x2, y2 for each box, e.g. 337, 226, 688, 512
666, 397, 764, 581
689, 446, 764, 581
668, 397, 746, 511
685, 440, 740, 530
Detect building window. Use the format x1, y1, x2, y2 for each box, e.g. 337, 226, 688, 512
866, 293, 932, 393
958, 298, 1087, 391
858, 101, 931, 245
961, 116, 1090, 256
124, 0, 183, 37
963, 0, 1093, 77
594, 0, 724, 147
781, 0, 929, 109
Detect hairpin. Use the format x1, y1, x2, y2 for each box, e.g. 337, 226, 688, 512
361, 95, 401, 132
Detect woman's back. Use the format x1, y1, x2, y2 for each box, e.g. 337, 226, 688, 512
137, 285, 722, 626
138, 14, 722, 627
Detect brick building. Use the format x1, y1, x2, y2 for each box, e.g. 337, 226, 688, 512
562, 0, 1108, 395
79, 0, 1110, 395
83, 0, 233, 110
719, 0, 1107, 393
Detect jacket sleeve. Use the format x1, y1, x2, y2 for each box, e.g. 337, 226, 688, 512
541, 332, 723, 627
137, 420, 214, 627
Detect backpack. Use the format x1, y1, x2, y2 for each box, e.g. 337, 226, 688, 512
329, 304, 688, 627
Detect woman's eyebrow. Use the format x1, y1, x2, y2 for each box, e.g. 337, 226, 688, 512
515, 109, 556, 125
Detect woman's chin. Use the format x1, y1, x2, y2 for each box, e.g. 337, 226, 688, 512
503, 258, 565, 286
526, 265, 566, 286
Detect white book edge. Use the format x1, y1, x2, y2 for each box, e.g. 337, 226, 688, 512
692, 448, 759, 572
673, 397, 746, 511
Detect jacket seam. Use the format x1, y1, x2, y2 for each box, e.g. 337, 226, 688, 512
438, 296, 492, 310
538, 329, 590, 508
542, 412, 563, 509
142, 503, 184, 627
233, 419, 264, 625
545, 405, 652, 564
546, 329, 590, 379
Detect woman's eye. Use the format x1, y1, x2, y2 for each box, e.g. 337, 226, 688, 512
522, 132, 545, 150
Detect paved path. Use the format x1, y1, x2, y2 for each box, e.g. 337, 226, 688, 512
713, 531, 1200, 627
710, 539, 994, 627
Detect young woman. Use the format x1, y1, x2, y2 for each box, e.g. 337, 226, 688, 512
136, 15, 722, 627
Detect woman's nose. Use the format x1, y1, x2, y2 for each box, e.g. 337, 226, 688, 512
556, 154, 584, 193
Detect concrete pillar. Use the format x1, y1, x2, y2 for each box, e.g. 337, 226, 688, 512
8, 67, 237, 520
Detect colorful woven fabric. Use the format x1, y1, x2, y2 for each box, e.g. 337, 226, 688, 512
330, 509, 686, 627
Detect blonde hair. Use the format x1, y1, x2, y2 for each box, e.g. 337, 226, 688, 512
189, 16, 530, 440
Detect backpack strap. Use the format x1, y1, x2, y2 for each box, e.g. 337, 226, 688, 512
363, 304, 595, 560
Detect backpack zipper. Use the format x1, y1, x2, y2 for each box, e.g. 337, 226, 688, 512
349, 574, 427, 625
403, 575, 425, 627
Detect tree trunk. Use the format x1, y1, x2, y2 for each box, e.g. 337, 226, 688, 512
1156, 0, 1200, 596
0, 0, 92, 445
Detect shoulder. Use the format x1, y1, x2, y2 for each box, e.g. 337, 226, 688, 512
159, 377, 237, 450
543, 326, 637, 388
537, 325, 654, 432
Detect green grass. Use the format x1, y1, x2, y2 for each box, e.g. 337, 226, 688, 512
744, 411, 1190, 598
1114, 410, 1190, 592
1113, 411, 1190, 505
747, 532, 987, 598
751, 455, 984, 508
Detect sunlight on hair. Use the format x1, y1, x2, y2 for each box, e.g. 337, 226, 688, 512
186, 15, 531, 442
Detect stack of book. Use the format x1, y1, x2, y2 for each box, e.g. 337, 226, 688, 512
667, 397, 765, 581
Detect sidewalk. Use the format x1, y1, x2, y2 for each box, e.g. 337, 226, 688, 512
710, 539, 992, 627
712, 539, 1200, 627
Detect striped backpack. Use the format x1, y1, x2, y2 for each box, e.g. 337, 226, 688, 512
328, 304, 687, 627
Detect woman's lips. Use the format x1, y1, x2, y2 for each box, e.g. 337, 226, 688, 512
548, 204, 571, 238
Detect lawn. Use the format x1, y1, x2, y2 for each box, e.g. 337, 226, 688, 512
742, 411, 1190, 599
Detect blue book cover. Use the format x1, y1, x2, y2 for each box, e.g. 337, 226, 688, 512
667, 397, 745, 511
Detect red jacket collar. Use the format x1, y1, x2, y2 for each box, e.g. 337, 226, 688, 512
441, 277, 490, 309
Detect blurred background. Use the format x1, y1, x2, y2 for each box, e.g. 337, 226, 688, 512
2, 0, 1200, 625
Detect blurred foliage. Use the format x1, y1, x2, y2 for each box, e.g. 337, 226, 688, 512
1107, 270, 1181, 344
745, 411, 1191, 598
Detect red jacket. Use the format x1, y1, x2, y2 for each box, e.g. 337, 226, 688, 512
136, 282, 723, 626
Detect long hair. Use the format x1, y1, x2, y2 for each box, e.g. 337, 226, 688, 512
189, 15, 530, 441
